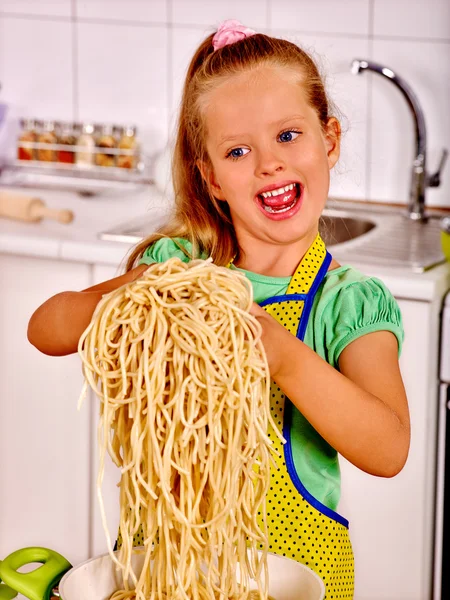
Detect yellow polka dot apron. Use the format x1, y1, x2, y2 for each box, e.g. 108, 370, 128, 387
255, 233, 354, 599
120, 233, 354, 598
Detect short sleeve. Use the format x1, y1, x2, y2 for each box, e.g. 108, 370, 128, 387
322, 278, 404, 369
139, 237, 195, 265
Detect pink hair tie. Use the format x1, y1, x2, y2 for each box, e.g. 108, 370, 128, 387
212, 19, 257, 51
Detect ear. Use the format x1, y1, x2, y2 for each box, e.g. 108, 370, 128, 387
324, 117, 341, 170
197, 159, 226, 201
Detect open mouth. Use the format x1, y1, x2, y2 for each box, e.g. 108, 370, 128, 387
257, 182, 302, 216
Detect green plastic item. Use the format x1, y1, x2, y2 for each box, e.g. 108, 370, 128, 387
441, 218, 450, 262
0, 561, 18, 600
442, 231, 450, 262
0, 548, 72, 600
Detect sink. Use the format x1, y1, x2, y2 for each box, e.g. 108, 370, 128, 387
319, 214, 376, 246
322, 204, 446, 272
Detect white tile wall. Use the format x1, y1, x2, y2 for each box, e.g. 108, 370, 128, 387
270, 0, 371, 36
374, 0, 450, 40
0, 1, 72, 18
76, 0, 167, 23
369, 38, 450, 207
76, 21, 168, 152
172, 0, 269, 29
0, 16, 74, 120
0, 0, 448, 207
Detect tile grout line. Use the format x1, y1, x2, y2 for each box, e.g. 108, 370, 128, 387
0, 11, 72, 22
71, 0, 79, 122
167, 0, 174, 140
266, 0, 271, 32
0, 12, 448, 44
71, 0, 90, 557
366, 0, 375, 201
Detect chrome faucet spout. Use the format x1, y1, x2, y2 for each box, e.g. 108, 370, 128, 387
350, 58, 447, 221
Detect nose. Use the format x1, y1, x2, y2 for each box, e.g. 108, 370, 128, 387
254, 147, 286, 177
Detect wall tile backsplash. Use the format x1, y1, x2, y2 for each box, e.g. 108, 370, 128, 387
0, 0, 449, 207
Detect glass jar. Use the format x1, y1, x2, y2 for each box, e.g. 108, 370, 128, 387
37, 120, 57, 162
76, 123, 95, 167
117, 125, 138, 169
17, 118, 38, 161
95, 124, 116, 168
57, 122, 77, 164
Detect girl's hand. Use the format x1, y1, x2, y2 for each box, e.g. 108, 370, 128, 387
249, 302, 285, 377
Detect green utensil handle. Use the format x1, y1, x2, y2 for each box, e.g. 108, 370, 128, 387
0, 561, 18, 600
0, 548, 72, 600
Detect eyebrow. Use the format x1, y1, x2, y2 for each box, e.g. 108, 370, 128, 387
217, 115, 307, 147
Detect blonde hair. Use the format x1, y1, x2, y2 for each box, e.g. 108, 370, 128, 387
126, 32, 335, 271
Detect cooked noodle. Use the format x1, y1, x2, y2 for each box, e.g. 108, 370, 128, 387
78, 258, 283, 600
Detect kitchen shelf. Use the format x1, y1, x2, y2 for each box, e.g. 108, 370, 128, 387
0, 159, 154, 194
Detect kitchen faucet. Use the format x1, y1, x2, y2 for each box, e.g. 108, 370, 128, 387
350, 58, 447, 221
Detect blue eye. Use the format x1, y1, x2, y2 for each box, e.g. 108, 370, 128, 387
227, 147, 250, 160
278, 130, 301, 143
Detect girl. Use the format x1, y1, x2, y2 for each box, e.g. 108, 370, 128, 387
28, 20, 410, 599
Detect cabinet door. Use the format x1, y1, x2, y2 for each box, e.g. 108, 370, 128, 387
339, 298, 438, 600
0, 254, 91, 565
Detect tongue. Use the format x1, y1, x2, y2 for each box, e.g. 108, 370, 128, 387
262, 186, 297, 207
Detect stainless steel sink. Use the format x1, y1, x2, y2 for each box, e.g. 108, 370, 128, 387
100, 199, 448, 272
323, 202, 446, 272
319, 214, 376, 246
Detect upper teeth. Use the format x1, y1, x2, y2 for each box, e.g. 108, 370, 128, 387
261, 183, 296, 198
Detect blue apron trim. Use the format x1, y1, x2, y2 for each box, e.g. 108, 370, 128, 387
264, 247, 349, 528
259, 293, 307, 307
283, 401, 349, 529
296, 251, 332, 341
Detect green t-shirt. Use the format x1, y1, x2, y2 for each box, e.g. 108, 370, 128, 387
139, 237, 404, 512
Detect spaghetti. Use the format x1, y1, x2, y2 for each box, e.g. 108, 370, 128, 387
78, 257, 282, 600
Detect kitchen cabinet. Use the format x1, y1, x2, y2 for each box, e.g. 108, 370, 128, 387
0, 254, 91, 565
339, 297, 441, 600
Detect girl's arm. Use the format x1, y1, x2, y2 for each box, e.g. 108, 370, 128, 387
251, 304, 410, 478
27, 264, 149, 357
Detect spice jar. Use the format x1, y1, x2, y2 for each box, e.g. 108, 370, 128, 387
37, 120, 58, 162
17, 118, 38, 161
57, 122, 77, 164
76, 123, 95, 167
95, 124, 116, 167
117, 125, 138, 169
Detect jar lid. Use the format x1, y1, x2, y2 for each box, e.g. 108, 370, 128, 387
20, 117, 38, 130
101, 123, 114, 136
123, 125, 137, 137
42, 120, 56, 132
82, 123, 95, 135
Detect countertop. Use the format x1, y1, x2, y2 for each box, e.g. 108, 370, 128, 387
0, 184, 170, 267
0, 185, 449, 303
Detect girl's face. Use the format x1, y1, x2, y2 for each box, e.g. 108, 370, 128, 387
200, 65, 340, 269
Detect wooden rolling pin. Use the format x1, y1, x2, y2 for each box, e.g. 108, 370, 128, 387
0, 191, 74, 224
